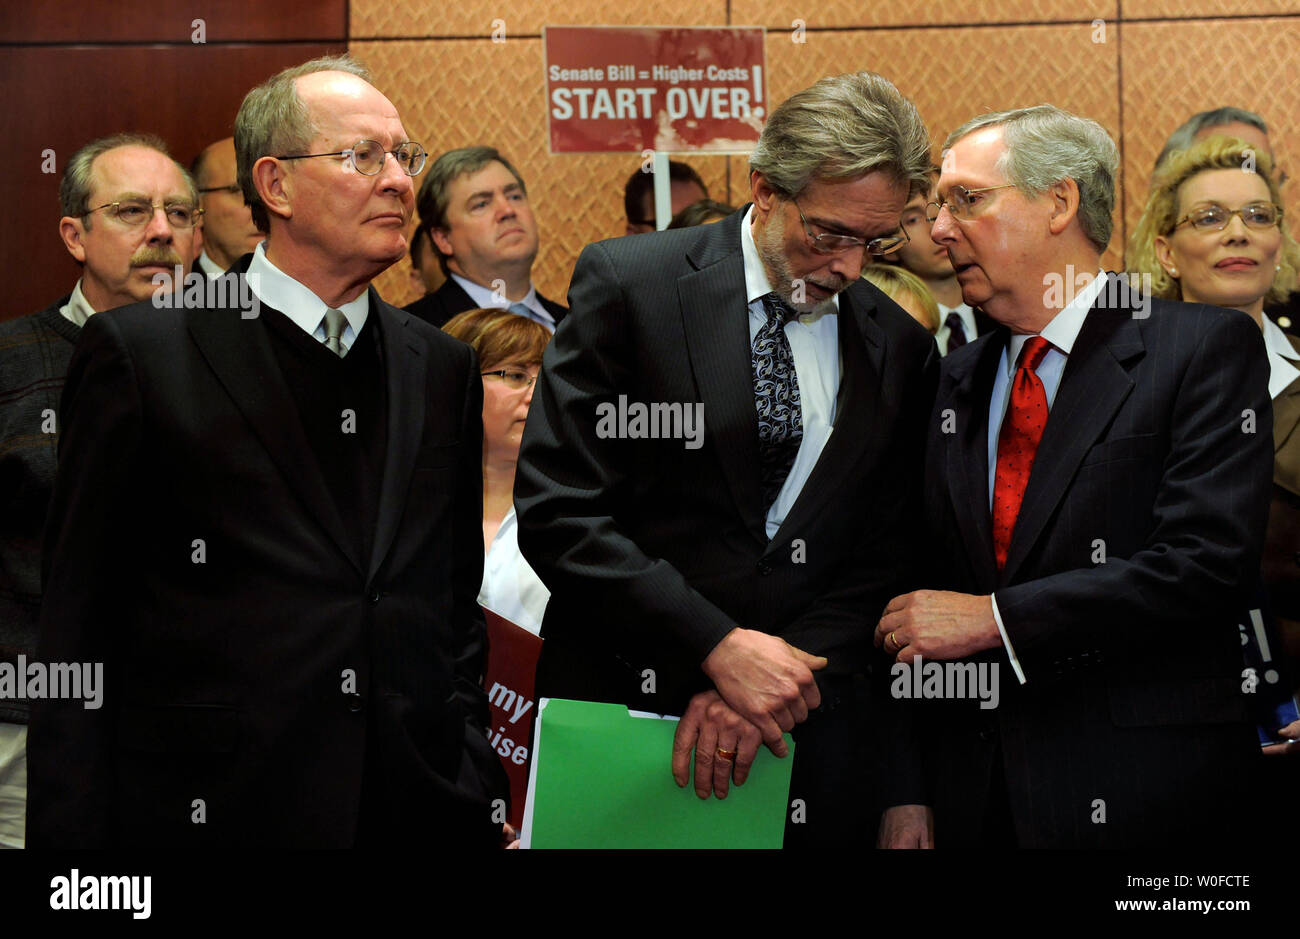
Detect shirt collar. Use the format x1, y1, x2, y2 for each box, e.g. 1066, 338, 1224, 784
740, 204, 839, 324
1262, 312, 1300, 399
59, 280, 98, 328
199, 249, 224, 279
246, 242, 369, 337
1005, 269, 1106, 375
451, 273, 554, 327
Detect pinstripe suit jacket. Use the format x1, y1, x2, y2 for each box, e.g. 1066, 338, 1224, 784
514, 207, 938, 721
916, 275, 1272, 847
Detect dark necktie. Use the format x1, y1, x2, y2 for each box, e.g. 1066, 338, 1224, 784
945, 312, 968, 351
992, 336, 1052, 571
753, 293, 803, 512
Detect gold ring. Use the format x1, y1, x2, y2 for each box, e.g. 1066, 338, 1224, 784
715, 747, 737, 762
889, 631, 899, 651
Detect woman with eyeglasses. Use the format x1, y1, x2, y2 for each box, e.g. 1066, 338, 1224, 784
1130, 136, 1300, 766
443, 308, 552, 634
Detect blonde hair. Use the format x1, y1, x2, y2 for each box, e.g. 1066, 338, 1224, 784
1128, 135, 1300, 305
442, 308, 551, 370
862, 264, 940, 333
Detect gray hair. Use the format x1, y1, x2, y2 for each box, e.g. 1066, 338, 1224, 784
60, 133, 195, 228
1154, 106, 1268, 173
234, 54, 372, 231
416, 146, 528, 274
944, 105, 1119, 253
749, 71, 931, 200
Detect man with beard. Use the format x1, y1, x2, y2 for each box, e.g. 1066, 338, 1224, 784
0, 133, 197, 847
515, 72, 938, 847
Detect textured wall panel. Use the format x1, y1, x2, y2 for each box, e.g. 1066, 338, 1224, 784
0, 0, 345, 43
732, 0, 1117, 29
1120, 18, 1300, 265
355, 39, 733, 308
352, 0, 727, 39
1126, 0, 1298, 17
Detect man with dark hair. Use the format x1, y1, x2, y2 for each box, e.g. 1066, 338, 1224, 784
1153, 106, 1273, 176
517, 71, 935, 847
190, 136, 263, 277
406, 224, 445, 298
0, 132, 198, 848
28, 55, 506, 848
405, 146, 565, 330
623, 159, 708, 235
878, 105, 1270, 848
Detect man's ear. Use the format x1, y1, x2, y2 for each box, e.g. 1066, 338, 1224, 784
430, 226, 454, 262
59, 216, 87, 264
252, 156, 292, 223
750, 170, 779, 217
1046, 177, 1081, 236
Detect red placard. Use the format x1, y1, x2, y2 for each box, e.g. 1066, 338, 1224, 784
481, 608, 543, 830
544, 25, 767, 154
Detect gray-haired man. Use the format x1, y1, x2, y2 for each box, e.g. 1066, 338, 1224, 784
516, 71, 938, 847
0, 133, 197, 848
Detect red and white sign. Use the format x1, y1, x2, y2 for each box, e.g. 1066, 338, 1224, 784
544, 26, 766, 154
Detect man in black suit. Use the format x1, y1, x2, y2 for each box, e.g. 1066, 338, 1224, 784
515, 72, 937, 847
405, 146, 565, 330
28, 55, 506, 847
875, 105, 1272, 848
190, 136, 263, 277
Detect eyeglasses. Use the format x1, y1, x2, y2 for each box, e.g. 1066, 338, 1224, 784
481, 368, 537, 391
793, 198, 909, 257
198, 184, 241, 195
1172, 202, 1282, 233
925, 184, 1016, 223
275, 140, 428, 177
83, 200, 203, 228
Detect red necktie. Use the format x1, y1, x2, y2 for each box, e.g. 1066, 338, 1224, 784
992, 336, 1053, 571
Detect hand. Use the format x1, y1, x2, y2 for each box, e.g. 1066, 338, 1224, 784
1262, 719, 1300, 756
671, 690, 766, 799
502, 822, 520, 849
701, 628, 827, 754
877, 804, 934, 848
875, 590, 1001, 663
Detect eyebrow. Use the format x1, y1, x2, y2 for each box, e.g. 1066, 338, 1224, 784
467, 183, 524, 202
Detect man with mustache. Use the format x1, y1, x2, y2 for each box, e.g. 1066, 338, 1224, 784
0, 133, 196, 848
28, 56, 507, 847
405, 146, 566, 330
516, 72, 937, 846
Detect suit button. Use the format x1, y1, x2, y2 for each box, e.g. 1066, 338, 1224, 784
757, 560, 773, 576
344, 692, 364, 713
368, 591, 381, 605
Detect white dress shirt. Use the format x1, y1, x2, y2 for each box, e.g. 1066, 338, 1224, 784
58, 280, 98, 328
451, 273, 555, 331
1262, 313, 1300, 400
478, 506, 550, 635
987, 270, 1108, 684
936, 301, 978, 355
245, 242, 369, 351
198, 249, 225, 279
740, 205, 841, 540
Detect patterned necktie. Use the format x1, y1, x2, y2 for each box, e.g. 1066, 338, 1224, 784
323, 308, 347, 358
945, 312, 968, 351
753, 292, 803, 512
992, 336, 1053, 571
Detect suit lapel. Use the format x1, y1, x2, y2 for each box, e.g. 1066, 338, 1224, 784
679, 217, 767, 545
944, 332, 1005, 590
186, 299, 363, 576
1272, 340, 1300, 496
769, 286, 884, 550
1000, 278, 1143, 583
368, 294, 427, 582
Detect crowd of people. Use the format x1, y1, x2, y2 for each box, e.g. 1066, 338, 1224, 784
0, 51, 1296, 850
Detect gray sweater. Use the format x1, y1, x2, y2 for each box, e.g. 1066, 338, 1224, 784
0, 298, 78, 723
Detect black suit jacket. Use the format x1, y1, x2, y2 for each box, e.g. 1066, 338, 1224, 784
28, 277, 506, 847
514, 208, 938, 720
404, 277, 567, 329
915, 276, 1272, 847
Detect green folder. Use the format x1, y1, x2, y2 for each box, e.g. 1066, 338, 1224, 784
525, 698, 794, 848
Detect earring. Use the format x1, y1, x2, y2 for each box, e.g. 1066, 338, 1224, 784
1278, 264, 1283, 272
1168, 267, 1179, 278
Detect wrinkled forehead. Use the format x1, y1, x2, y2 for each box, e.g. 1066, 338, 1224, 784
90, 146, 190, 201
296, 71, 408, 148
